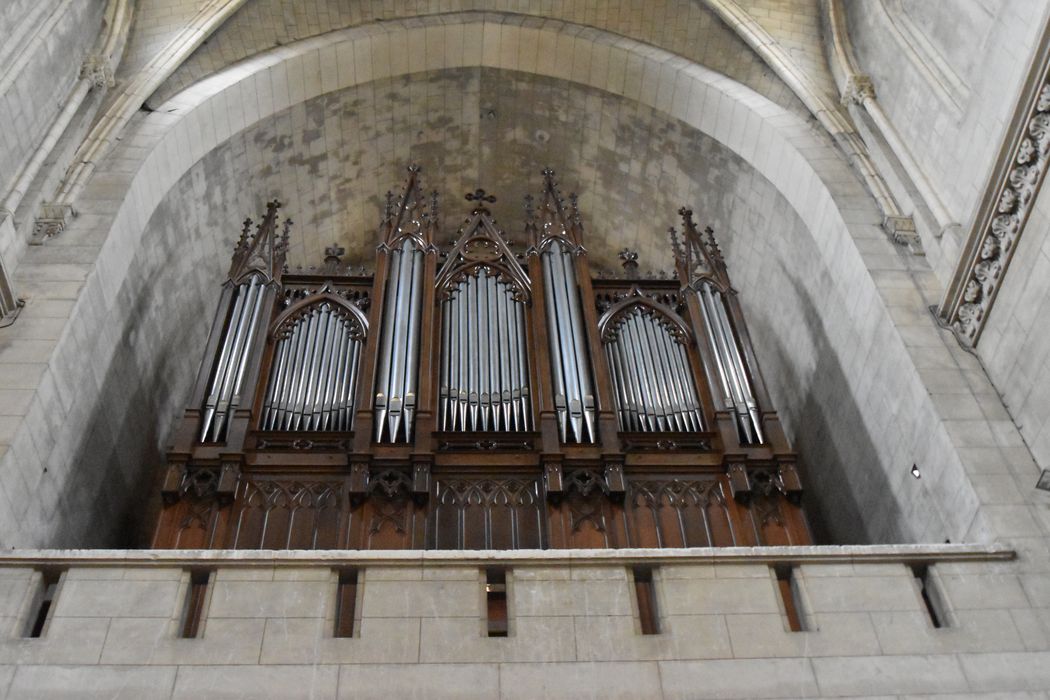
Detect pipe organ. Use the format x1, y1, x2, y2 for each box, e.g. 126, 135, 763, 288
152, 168, 813, 551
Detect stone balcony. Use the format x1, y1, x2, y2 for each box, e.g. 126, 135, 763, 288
0, 544, 1046, 698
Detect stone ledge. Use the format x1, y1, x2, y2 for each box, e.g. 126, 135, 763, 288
0, 544, 1015, 569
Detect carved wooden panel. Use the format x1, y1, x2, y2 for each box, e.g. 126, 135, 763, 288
227, 479, 346, 549
430, 477, 544, 549
624, 478, 735, 548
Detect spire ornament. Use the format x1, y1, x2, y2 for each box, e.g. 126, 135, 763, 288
227, 200, 291, 286
670, 208, 731, 293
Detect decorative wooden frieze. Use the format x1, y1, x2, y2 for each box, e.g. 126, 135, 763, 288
619, 433, 714, 452
944, 37, 1050, 346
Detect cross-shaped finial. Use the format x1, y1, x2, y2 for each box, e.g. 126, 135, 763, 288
465, 189, 497, 204
324, 243, 345, 262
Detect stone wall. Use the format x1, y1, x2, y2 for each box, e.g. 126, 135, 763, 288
0, 546, 1045, 698
980, 169, 1050, 477
0, 0, 108, 266
844, 0, 1047, 270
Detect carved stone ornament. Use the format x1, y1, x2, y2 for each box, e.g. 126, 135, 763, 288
840, 74, 876, 107
29, 203, 75, 245
80, 55, 116, 89
946, 65, 1050, 346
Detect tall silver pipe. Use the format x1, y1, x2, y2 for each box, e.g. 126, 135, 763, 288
609, 340, 631, 430
332, 330, 349, 430
289, 310, 317, 431
713, 290, 763, 443
401, 246, 425, 441
385, 243, 414, 441
486, 273, 500, 431
654, 316, 690, 432
321, 325, 345, 431
665, 332, 700, 432
696, 285, 732, 411
374, 248, 401, 440
622, 318, 653, 431
541, 254, 568, 439
199, 283, 248, 441
263, 330, 291, 430
639, 314, 675, 431
456, 284, 467, 430
316, 309, 341, 430
514, 300, 530, 430
501, 281, 514, 430
439, 296, 451, 431
332, 323, 352, 429
707, 288, 752, 441
549, 246, 584, 441
478, 271, 491, 431
272, 323, 296, 430
281, 316, 310, 431
211, 277, 263, 441
604, 343, 626, 430
346, 337, 362, 430
557, 247, 596, 441
613, 325, 639, 431
651, 318, 685, 431
701, 285, 753, 443
300, 307, 328, 430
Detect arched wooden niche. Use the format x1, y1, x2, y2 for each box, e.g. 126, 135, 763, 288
259, 291, 368, 432
598, 291, 704, 433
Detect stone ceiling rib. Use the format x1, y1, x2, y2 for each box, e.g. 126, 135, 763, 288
50, 0, 250, 213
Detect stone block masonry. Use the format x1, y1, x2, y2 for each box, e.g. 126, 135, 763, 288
0, 544, 1046, 699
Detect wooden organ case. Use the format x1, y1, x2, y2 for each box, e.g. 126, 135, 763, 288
152, 167, 813, 550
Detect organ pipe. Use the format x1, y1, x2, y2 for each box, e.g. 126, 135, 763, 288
261, 300, 365, 432
541, 240, 597, 443
374, 239, 426, 443
602, 304, 704, 433
439, 268, 531, 432
671, 209, 764, 445
700, 283, 763, 444
199, 275, 267, 442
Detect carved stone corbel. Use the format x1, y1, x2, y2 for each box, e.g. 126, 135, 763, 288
841, 74, 875, 107
80, 54, 116, 89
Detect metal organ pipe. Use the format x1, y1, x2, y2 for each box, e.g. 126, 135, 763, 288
260, 301, 365, 433
542, 241, 597, 443
374, 240, 426, 443
698, 282, 763, 444
439, 268, 531, 433
199, 275, 266, 443
605, 306, 704, 434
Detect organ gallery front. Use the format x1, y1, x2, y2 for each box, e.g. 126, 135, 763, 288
151, 167, 813, 550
